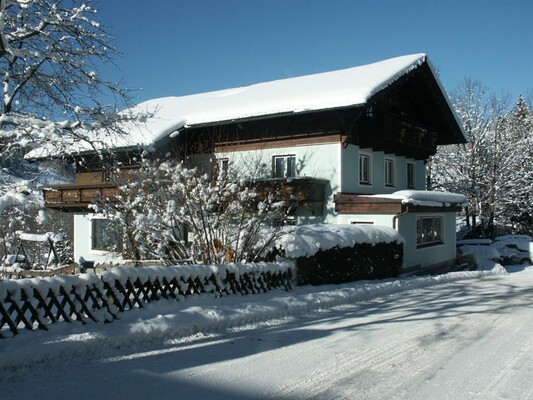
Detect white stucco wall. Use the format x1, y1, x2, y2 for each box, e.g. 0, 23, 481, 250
73, 213, 120, 264
215, 142, 341, 183
340, 144, 425, 194
335, 213, 395, 227
215, 142, 342, 223
397, 211, 457, 270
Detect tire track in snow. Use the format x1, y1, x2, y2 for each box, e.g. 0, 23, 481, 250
265, 282, 524, 400
264, 305, 441, 399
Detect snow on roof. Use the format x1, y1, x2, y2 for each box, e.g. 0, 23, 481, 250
134, 54, 426, 140
276, 224, 404, 259
49, 54, 431, 153
373, 190, 469, 208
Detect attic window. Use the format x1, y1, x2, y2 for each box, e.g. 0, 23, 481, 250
366, 105, 374, 118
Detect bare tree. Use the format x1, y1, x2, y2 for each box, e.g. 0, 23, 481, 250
0, 0, 135, 157
0, 0, 133, 260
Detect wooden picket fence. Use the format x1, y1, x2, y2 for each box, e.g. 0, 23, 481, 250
0, 263, 294, 338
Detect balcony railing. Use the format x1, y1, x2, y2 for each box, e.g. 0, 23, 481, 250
43, 183, 120, 210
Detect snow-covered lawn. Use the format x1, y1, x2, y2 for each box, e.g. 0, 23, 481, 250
1, 263, 532, 399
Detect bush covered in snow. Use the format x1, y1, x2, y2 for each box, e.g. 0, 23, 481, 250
99, 158, 292, 265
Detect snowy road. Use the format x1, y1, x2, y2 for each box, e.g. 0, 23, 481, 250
2, 268, 533, 399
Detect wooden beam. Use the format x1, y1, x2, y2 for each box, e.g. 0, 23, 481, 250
214, 133, 342, 153
335, 201, 403, 214
334, 193, 463, 214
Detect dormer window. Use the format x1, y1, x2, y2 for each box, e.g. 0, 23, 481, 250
273, 155, 296, 178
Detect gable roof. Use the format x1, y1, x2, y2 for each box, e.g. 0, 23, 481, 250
29, 53, 466, 156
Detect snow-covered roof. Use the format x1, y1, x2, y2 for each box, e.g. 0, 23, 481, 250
126, 54, 428, 144
373, 190, 469, 208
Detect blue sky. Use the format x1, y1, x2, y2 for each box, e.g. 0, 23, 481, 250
96, 0, 532, 105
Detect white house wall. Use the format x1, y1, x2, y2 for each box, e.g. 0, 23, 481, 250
73, 213, 119, 264
213, 142, 426, 222
214, 142, 342, 223
397, 211, 457, 270
340, 144, 425, 194
335, 213, 395, 227
215, 142, 341, 183
334, 211, 457, 270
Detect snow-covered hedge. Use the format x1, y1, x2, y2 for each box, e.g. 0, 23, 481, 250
272, 224, 404, 285
274, 224, 404, 259
0, 261, 294, 338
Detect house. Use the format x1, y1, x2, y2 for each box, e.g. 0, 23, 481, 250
42, 53, 467, 272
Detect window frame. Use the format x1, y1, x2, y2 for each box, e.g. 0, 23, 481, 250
350, 220, 374, 225
416, 216, 443, 248
359, 153, 372, 185
272, 154, 296, 178
217, 157, 229, 180
91, 218, 122, 252
407, 162, 415, 189
384, 158, 395, 187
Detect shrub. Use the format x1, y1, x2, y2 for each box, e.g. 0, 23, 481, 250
296, 242, 403, 285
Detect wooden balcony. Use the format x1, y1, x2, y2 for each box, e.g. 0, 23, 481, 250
43, 167, 140, 211
44, 183, 120, 211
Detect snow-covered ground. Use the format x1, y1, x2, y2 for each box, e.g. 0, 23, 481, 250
1, 263, 533, 399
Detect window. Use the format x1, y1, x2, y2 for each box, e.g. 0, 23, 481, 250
351, 221, 374, 225
274, 216, 297, 227
273, 155, 296, 178
359, 153, 371, 184
102, 164, 113, 182
385, 158, 395, 187
92, 219, 122, 251
217, 158, 229, 180
407, 163, 415, 189
416, 216, 443, 248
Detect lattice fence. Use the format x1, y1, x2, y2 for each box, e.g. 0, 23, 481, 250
0, 262, 294, 338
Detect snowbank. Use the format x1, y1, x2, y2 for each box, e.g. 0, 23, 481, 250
275, 224, 404, 259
